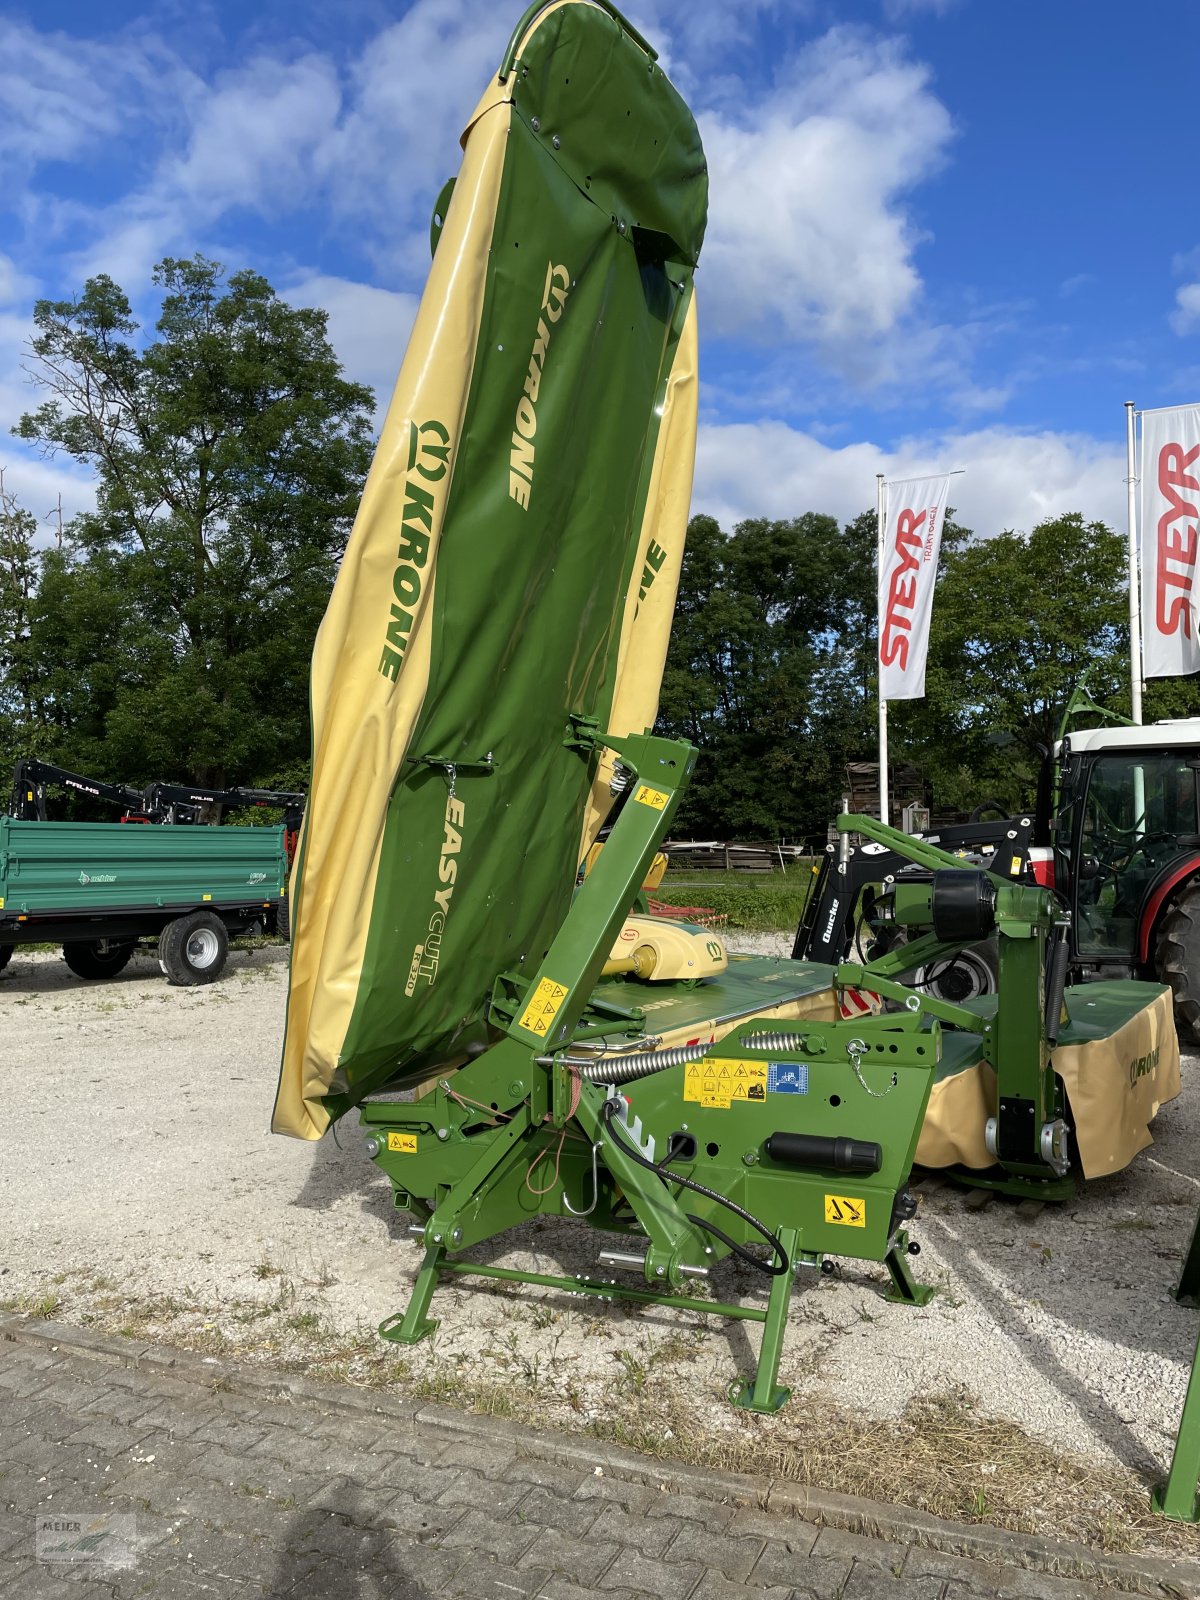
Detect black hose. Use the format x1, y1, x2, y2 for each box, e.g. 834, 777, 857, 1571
600, 1100, 789, 1278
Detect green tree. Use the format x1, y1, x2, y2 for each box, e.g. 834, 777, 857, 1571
659, 512, 881, 840
0, 477, 43, 773
893, 512, 1128, 813
14, 256, 374, 786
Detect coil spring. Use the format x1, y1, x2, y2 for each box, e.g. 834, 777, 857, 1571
574, 1042, 710, 1084
738, 1031, 806, 1053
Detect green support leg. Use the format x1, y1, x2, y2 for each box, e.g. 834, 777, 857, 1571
1152, 1321, 1200, 1522
1176, 1211, 1200, 1309
884, 1231, 934, 1306
730, 1229, 798, 1414
379, 1243, 444, 1345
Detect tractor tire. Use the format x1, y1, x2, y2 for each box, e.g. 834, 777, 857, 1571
62, 938, 137, 980
158, 911, 228, 987
886, 930, 999, 1005
0, 944, 12, 973
1155, 882, 1200, 1042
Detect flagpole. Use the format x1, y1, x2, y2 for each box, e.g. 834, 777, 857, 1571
1125, 400, 1143, 724
876, 472, 889, 825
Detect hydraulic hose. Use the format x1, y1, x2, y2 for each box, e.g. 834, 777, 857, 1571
600, 1099, 789, 1279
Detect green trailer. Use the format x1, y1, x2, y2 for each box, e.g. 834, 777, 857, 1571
0, 817, 287, 984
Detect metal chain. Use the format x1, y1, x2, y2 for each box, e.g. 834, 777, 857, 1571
846, 1037, 897, 1098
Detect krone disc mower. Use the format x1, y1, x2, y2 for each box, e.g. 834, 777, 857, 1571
273, 0, 1180, 1408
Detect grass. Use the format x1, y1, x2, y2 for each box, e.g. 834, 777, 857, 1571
655, 866, 817, 933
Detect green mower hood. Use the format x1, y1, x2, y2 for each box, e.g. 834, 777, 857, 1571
274, 0, 708, 1138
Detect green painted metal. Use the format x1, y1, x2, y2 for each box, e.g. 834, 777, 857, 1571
835, 812, 1073, 1189
0, 818, 286, 919
361, 733, 940, 1398
324, 1, 708, 1117
1155, 1211, 1200, 1521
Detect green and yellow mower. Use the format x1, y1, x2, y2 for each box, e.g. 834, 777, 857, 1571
273, 0, 1178, 1410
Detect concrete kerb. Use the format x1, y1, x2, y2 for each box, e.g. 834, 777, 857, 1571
3, 1313, 1197, 1598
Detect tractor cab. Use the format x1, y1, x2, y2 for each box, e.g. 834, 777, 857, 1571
1055, 723, 1200, 984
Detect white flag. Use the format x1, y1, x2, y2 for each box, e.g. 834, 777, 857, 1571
878, 475, 950, 700
1141, 404, 1200, 679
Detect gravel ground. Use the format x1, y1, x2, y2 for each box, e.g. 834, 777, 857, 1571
4, 941, 1200, 1549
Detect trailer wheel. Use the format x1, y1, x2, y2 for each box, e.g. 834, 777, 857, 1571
275, 895, 290, 942
158, 911, 228, 986
0, 944, 12, 973
62, 938, 137, 980
1155, 881, 1200, 1042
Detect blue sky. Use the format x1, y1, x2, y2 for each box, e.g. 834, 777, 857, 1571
3, 0, 1198, 544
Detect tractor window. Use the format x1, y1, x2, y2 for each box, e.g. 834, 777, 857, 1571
1075, 754, 1200, 956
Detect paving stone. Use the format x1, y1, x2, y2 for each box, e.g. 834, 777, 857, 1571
515, 1486, 598, 1536
63, 1418, 154, 1457
447, 1559, 552, 1599
378, 1491, 467, 1541
0, 1568, 119, 1600
437, 1471, 534, 1516
904, 1546, 1005, 1591
74, 1387, 161, 1427
727, 1507, 818, 1548
994, 1573, 1108, 1600
379, 1535, 468, 1594
666, 1520, 765, 1580
503, 1459, 590, 1497
569, 1475, 657, 1517
751, 1540, 853, 1594
0, 1366, 63, 1400
597, 1548, 704, 1600
303, 1414, 393, 1453
811, 1525, 908, 1575
440, 1509, 543, 1564
646, 1489, 737, 1527
516, 1523, 619, 1585
691, 1576, 796, 1600
841, 1567, 945, 1600
536, 1582, 641, 1600
434, 1437, 526, 1477
187, 1414, 271, 1454
588, 1502, 679, 1557
132, 1400, 213, 1438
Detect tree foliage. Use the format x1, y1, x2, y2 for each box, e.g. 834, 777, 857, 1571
3, 254, 1193, 839
13, 257, 374, 787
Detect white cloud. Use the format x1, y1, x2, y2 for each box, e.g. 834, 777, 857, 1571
697, 28, 953, 353
692, 418, 1125, 538
0, 18, 196, 177
283, 274, 419, 424
882, 0, 961, 18
169, 55, 342, 215
0, 450, 98, 546
1171, 283, 1200, 336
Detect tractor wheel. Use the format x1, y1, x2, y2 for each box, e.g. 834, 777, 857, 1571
62, 938, 137, 980
158, 911, 228, 987
275, 895, 290, 942
1155, 883, 1200, 1042
886, 930, 999, 1004
0, 944, 12, 973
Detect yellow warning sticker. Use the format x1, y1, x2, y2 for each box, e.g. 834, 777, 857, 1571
519, 976, 570, 1037
1010, 856, 1022, 877
824, 1194, 867, 1227
387, 1132, 417, 1154
683, 1058, 768, 1110
634, 785, 670, 810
